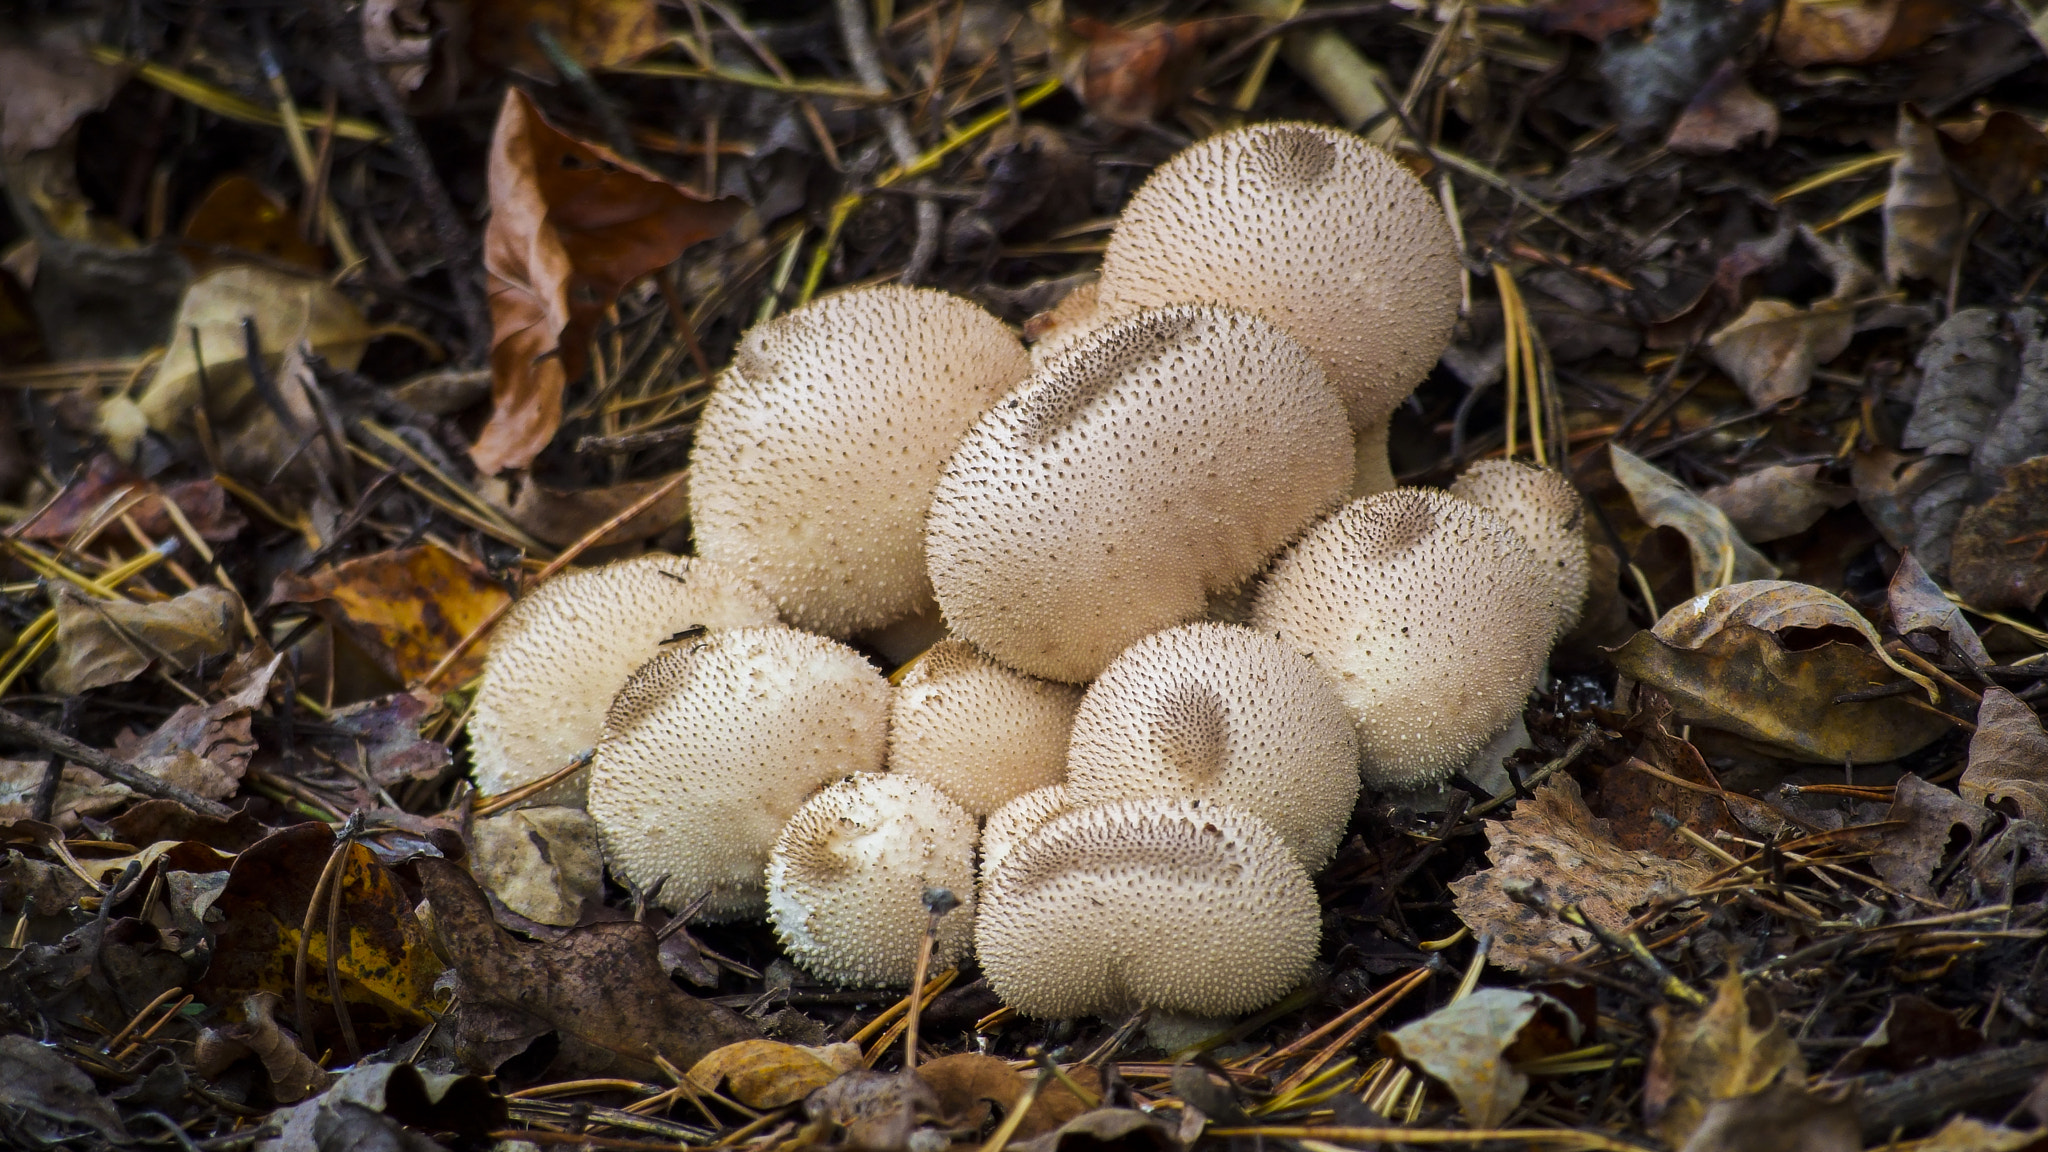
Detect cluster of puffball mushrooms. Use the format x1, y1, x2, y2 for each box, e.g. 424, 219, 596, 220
467, 122, 1591, 1038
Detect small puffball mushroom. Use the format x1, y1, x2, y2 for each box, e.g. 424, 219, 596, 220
1091, 122, 1460, 495
587, 627, 891, 919
691, 285, 1031, 637
469, 555, 779, 804
976, 798, 1318, 1020
1252, 489, 1553, 791
1449, 460, 1590, 637
889, 640, 1082, 817
978, 783, 1068, 888
927, 304, 1353, 683
767, 774, 978, 987
1064, 623, 1359, 873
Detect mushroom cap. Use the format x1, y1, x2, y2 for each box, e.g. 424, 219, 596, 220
469, 555, 780, 804
975, 798, 1319, 1020
889, 640, 1082, 817
1251, 489, 1553, 790
767, 773, 978, 987
978, 782, 1068, 889
587, 627, 892, 919
1023, 280, 1103, 368
1092, 122, 1460, 437
1448, 461, 1590, 637
926, 304, 1354, 683
1064, 622, 1360, 873
691, 285, 1031, 637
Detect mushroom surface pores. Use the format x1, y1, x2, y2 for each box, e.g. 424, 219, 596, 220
767, 774, 978, 987
1064, 623, 1359, 873
1449, 460, 1590, 637
976, 798, 1319, 1020
586, 627, 891, 919
927, 304, 1353, 683
1090, 122, 1460, 496
1252, 489, 1553, 790
889, 639, 1082, 817
978, 782, 1068, 888
468, 555, 779, 804
691, 284, 1031, 637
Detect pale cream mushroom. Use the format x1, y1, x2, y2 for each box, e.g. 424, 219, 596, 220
1091, 122, 1461, 495
468, 555, 779, 805
927, 304, 1353, 683
1252, 489, 1553, 790
1449, 460, 1589, 636
767, 774, 977, 987
691, 285, 1030, 638
889, 640, 1082, 817
586, 627, 891, 918
976, 798, 1319, 1020
1063, 623, 1359, 873
978, 782, 1068, 889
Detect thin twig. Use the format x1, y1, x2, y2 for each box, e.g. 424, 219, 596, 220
0, 708, 233, 818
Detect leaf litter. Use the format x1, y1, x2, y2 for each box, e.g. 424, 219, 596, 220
0, 0, 2047, 1147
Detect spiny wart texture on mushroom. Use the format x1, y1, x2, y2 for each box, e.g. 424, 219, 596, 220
978, 782, 1068, 889
468, 555, 779, 805
1252, 489, 1553, 790
888, 639, 1082, 817
1090, 122, 1460, 495
767, 773, 977, 988
690, 284, 1031, 637
586, 627, 891, 919
1449, 460, 1589, 637
926, 304, 1354, 683
1063, 622, 1359, 873
1023, 279, 1102, 367
976, 798, 1319, 1020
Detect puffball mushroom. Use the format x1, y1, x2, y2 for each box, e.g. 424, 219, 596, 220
1449, 460, 1590, 637
976, 798, 1319, 1020
690, 284, 1031, 637
1090, 122, 1461, 496
586, 627, 891, 919
1064, 623, 1359, 873
1252, 489, 1553, 791
767, 774, 977, 987
889, 640, 1082, 817
468, 555, 779, 804
978, 782, 1068, 888
927, 304, 1354, 683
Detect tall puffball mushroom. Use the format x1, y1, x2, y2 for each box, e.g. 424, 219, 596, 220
889, 640, 1082, 817
1087, 122, 1461, 496
690, 285, 1031, 637
976, 798, 1318, 1020
1063, 623, 1359, 873
469, 556, 779, 804
767, 774, 978, 987
927, 304, 1354, 683
1449, 460, 1590, 637
1252, 489, 1553, 790
586, 627, 891, 918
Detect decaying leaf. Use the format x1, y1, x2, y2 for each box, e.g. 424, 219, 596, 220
18, 454, 247, 548
469, 806, 604, 928
1644, 967, 1801, 1149
1905, 1117, 2048, 1152
1036, 1, 1234, 128
269, 544, 511, 685
1610, 445, 1778, 592
1852, 445, 1972, 572
1885, 105, 1964, 283
1449, 775, 1711, 972
1905, 308, 2048, 497
1960, 688, 2048, 823
479, 469, 690, 548
1609, 580, 1949, 764
805, 1067, 947, 1152
1701, 463, 1854, 543
1705, 227, 1873, 408
1773, 0, 1952, 66
917, 1053, 1102, 1138
469, 0, 663, 81
687, 1039, 863, 1108
1542, 0, 1659, 41
110, 653, 281, 802
178, 174, 327, 274
474, 88, 743, 474
1384, 988, 1581, 1128
1887, 549, 1991, 666
316, 690, 452, 790
1597, 0, 1770, 137
1944, 112, 2048, 215
1665, 62, 1777, 155
193, 991, 337, 1104
1677, 1079, 1859, 1152
44, 584, 239, 695
0, 1034, 129, 1143
1949, 455, 2048, 612
1875, 774, 1990, 900
0, 20, 126, 162
254, 1060, 504, 1152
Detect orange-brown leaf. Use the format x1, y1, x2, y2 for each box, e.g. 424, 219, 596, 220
269, 544, 510, 684
179, 174, 328, 274
471, 0, 664, 80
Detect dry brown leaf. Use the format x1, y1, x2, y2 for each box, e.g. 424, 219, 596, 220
1677, 1079, 1858, 1152
1959, 688, 2048, 822
1541, 0, 1659, 40
268, 544, 511, 684
917, 1053, 1101, 1139
1036, 1, 1237, 127
473, 88, 743, 474
111, 654, 280, 802
1449, 775, 1712, 972
1907, 1117, 2048, 1152
1950, 455, 2048, 612
178, 175, 328, 274
1701, 463, 1854, 543
18, 454, 246, 548
469, 806, 604, 927
1773, 0, 1952, 66
1944, 111, 2048, 214
1885, 105, 1964, 283
1610, 444, 1777, 592
1887, 549, 1991, 666
1644, 967, 1801, 1149
192, 992, 337, 1104
479, 469, 690, 547
44, 584, 239, 695
1384, 989, 1579, 1128
0, 21, 126, 162
1666, 62, 1777, 154
1706, 227, 1873, 407
470, 0, 662, 81
687, 1039, 863, 1108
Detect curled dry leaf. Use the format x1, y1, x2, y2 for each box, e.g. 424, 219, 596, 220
0, 20, 126, 162
1905, 308, 2048, 496
473, 88, 743, 475
1852, 445, 1971, 572
1643, 967, 1801, 1150
1610, 444, 1778, 592
1384, 988, 1581, 1128
1944, 112, 2048, 214
18, 454, 246, 547
1960, 688, 2048, 823
686, 1039, 863, 1108
1875, 773, 1989, 900
1701, 463, 1854, 543
1596, 0, 1771, 137
257, 1061, 506, 1152
1608, 580, 1948, 764
193, 991, 336, 1104
1887, 549, 1991, 666
1950, 455, 2048, 612
1678, 1079, 1859, 1152
804, 1068, 946, 1152
1449, 775, 1711, 972
470, 0, 662, 81
1885, 105, 1964, 284
110, 652, 280, 803
1665, 62, 1777, 155
1773, 0, 1952, 66
917, 1052, 1102, 1139
178, 174, 327, 274
269, 544, 511, 685
1036, 1, 1236, 127
1706, 226, 1873, 408
468, 806, 603, 928
45, 584, 239, 695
